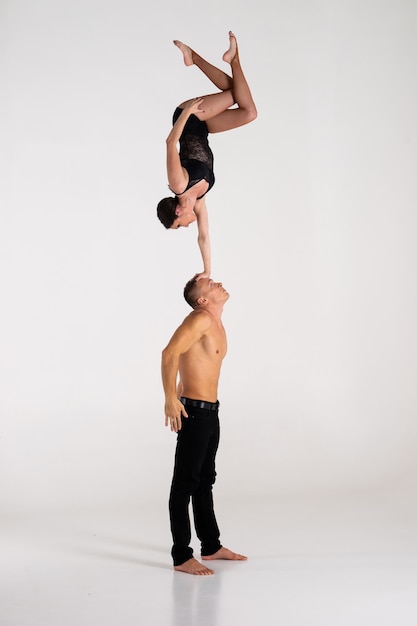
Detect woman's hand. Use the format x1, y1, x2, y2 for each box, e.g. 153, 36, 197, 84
195, 271, 210, 281
184, 97, 205, 115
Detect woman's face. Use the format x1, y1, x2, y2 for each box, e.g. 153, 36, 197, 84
171, 207, 197, 229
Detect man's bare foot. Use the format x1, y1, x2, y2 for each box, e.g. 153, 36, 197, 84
174, 557, 215, 575
201, 547, 247, 561
173, 40, 193, 66
222, 31, 238, 64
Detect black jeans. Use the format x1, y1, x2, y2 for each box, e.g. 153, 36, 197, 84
169, 400, 222, 566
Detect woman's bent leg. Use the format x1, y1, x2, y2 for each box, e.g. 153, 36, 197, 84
206, 31, 257, 133
174, 40, 233, 91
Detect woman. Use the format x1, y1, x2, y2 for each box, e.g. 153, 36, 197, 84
157, 32, 257, 279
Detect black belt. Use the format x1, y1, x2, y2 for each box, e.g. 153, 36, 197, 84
180, 397, 219, 411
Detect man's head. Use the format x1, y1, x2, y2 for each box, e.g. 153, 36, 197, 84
157, 198, 197, 229
184, 276, 229, 309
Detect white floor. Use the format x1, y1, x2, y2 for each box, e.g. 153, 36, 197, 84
2, 489, 417, 626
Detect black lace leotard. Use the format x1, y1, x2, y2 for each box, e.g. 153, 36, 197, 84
170, 107, 215, 199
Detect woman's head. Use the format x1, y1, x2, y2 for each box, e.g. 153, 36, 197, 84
157, 196, 177, 229
157, 197, 197, 229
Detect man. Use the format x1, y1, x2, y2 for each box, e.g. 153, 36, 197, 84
161, 275, 247, 575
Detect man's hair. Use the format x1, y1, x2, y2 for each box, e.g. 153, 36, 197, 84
183, 275, 201, 309
157, 197, 177, 228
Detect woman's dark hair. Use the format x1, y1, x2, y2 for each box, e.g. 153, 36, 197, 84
157, 196, 177, 228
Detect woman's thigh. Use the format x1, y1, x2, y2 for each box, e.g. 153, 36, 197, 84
178, 90, 234, 123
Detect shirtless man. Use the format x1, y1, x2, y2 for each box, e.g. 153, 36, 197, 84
161, 275, 247, 575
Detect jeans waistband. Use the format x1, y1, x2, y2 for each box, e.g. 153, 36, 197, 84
179, 397, 220, 411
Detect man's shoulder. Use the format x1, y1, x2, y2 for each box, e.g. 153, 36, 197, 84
183, 308, 213, 331
187, 308, 212, 322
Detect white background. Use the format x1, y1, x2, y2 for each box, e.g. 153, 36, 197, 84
1, 0, 416, 515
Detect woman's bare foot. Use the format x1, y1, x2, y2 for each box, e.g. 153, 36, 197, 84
174, 557, 215, 575
201, 547, 247, 561
173, 40, 194, 66
222, 31, 238, 64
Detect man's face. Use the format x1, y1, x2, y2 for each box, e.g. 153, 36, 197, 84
197, 278, 229, 304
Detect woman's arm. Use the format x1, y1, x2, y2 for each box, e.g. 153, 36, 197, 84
166, 98, 205, 194
194, 197, 211, 279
